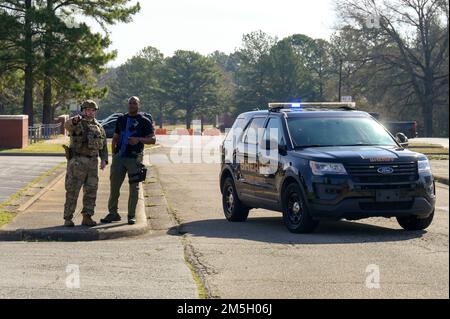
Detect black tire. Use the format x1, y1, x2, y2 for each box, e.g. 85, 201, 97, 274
222, 177, 249, 222
397, 211, 434, 231
282, 183, 319, 233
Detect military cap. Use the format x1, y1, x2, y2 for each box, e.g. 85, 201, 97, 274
81, 100, 99, 110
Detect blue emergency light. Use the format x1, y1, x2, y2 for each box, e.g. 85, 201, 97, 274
268, 102, 357, 112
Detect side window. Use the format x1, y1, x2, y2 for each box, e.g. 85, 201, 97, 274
225, 118, 246, 142
241, 117, 266, 145
262, 117, 285, 145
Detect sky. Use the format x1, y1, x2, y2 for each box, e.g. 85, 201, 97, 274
96, 0, 337, 66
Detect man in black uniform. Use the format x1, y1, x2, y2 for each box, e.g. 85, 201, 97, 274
101, 96, 156, 225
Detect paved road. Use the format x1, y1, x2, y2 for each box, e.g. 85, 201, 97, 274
0, 234, 197, 298
0, 156, 64, 203
0, 137, 447, 299
151, 141, 449, 299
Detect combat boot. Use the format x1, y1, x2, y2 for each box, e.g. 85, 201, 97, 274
100, 213, 122, 224
82, 214, 97, 227
64, 220, 75, 228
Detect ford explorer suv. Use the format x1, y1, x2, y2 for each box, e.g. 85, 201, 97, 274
220, 102, 436, 233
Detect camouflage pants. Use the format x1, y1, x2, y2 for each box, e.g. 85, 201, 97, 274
64, 156, 99, 221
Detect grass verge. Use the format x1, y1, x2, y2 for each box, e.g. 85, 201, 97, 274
0, 141, 67, 154
408, 143, 448, 159
184, 248, 209, 300
428, 155, 449, 161
0, 210, 15, 228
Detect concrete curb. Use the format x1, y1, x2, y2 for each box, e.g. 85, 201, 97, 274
0, 185, 149, 242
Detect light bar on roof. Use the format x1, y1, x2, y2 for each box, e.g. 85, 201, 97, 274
268, 102, 357, 111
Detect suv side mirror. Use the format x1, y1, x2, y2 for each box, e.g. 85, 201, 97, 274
278, 144, 288, 155
396, 132, 409, 147
265, 139, 278, 150
264, 139, 288, 155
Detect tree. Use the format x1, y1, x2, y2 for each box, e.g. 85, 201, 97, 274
233, 31, 275, 113
0, 70, 23, 115
337, 0, 449, 136
266, 39, 306, 101
162, 50, 224, 129
39, 0, 141, 124
100, 46, 167, 124
0, 0, 141, 124
0, 1, 36, 123
284, 35, 336, 100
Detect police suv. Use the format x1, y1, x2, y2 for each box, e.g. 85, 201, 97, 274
220, 102, 436, 233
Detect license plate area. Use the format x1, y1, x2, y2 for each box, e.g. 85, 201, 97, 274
376, 190, 402, 202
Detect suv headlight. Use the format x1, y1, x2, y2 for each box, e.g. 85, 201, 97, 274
418, 159, 432, 174
310, 161, 348, 176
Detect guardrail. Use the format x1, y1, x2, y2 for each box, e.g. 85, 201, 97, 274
28, 123, 62, 144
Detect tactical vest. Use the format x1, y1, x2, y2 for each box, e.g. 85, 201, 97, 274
70, 119, 106, 156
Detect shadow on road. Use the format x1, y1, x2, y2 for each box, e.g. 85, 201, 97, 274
172, 217, 426, 245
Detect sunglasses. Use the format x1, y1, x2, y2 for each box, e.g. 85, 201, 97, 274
129, 102, 138, 105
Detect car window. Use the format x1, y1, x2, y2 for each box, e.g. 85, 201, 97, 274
225, 118, 246, 142
262, 117, 285, 145
241, 117, 266, 145
287, 116, 397, 147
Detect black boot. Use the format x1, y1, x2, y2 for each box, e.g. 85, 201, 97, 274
100, 213, 122, 224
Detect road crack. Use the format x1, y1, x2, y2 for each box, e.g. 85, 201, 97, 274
150, 164, 219, 299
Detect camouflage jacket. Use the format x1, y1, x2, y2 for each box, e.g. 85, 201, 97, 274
65, 118, 108, 162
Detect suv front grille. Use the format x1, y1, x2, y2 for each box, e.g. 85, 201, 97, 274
345, 162, 418, 183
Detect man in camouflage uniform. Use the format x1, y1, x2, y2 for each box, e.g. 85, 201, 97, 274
63, 100, 108, 227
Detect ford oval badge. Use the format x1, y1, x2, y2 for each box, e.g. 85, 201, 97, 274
377, 166, 394, 174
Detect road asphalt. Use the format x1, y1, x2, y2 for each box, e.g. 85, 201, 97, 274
151, 142, 449, 299
0, 137, 447, 299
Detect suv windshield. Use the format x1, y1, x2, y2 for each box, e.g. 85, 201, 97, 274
287, 116, 398, 148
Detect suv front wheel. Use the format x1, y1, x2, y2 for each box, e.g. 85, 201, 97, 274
222, 177, 249, 222
397, 211, 434, 231
283, 183, 319, 233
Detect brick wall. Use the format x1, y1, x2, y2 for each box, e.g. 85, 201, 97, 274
0, 115, 29, 149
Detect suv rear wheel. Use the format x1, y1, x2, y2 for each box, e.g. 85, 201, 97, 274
222, 177, 249, 222
283, 183, 319, 233
397, 211, 434, 231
